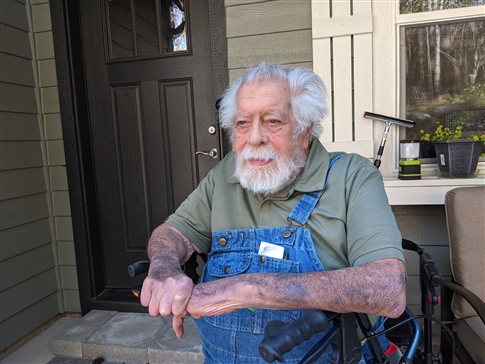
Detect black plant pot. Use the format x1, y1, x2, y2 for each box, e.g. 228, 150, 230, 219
434, 140, 481, 178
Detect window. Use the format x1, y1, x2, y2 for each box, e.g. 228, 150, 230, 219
106, 0, 188, 61
403, 20, 485, 144
398, 1, 485, 159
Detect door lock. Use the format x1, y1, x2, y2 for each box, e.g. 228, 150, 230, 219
195, 148, 218, 159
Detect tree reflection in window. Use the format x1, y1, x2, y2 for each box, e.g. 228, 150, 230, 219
106, 0, 188, 60
404, 20, 485, 144
171, 1, 186, 51
400, 0, 483, 14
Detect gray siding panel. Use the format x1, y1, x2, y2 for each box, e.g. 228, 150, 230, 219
0, 52, 35, 86
227, 29, 313, 69
0, 218, 52, 260
0, 0, 61, 352
0, 243, 55, 291
0, 23, 32, 59
225, 0, 266, 6
0, 193, 50, 231
0, 167, 47, 200
229, 61, 313, 84
226, 1, 311, 38
0, 141, 44, 170
224, 0, 312, 79
0, 0, 29, 31
0, 112, 41, 141
0, 269, 58, 321
0, 293, 59, 350
0, 83, 38, 113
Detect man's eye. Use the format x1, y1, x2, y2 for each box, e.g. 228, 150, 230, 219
268, 119, 281, 125
236, 120, 248, 127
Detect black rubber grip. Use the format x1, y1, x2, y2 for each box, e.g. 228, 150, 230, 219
127, 260, 150, 277
258, 310, 328, 363
422, 254, 441, 287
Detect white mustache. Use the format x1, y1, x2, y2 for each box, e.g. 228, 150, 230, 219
237, 146, 280, 162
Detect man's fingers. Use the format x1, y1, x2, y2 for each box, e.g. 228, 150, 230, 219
173, 316, 185, 339
140, 279, 155, 311
172, 292, 191, 317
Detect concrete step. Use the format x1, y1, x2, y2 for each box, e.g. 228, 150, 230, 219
51, 310, 204, 364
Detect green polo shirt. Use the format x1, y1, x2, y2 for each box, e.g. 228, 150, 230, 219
167, 138, 404, 270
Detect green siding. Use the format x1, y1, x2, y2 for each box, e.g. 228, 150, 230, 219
0, 293, 59, 351
0, 218, 52, 260
0, 112, 41, 140
0, 0, 62, 352
224, 0, 313, 83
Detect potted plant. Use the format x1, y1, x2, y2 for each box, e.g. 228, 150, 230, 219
420, 122, 485, 178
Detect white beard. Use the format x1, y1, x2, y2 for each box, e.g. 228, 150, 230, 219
234, 143, 307, 196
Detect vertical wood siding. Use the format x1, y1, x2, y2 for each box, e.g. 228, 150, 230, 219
312, 0, 374, 158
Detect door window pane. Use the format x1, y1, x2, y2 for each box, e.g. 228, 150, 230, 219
106, 0, 189, 60
108, 0, 135, 59
404, 20, 485, 146
171, 1, 187, 51
400, 0, 483, 14
136, 0, 160, 56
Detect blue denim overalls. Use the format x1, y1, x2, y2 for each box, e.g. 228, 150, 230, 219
194, 156, 392, 364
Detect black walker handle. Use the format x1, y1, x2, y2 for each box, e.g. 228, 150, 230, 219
258, 310, 328, 363
128, 260, 150, 277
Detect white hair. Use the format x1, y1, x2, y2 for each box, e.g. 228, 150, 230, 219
218, 63, 328, 141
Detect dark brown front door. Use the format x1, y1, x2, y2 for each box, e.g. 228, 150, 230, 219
78, 0, 223, 299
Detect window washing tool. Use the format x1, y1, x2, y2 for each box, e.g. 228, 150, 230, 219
363, 111, 416, 169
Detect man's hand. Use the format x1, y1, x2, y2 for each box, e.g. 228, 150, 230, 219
142, 222, 202, 338
140, 261, 194, 338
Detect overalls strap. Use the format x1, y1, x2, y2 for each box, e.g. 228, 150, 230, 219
288, 154, 343, 226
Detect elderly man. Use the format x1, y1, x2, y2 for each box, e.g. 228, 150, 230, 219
141, 63, 406, 363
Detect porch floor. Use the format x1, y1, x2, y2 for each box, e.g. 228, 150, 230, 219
1, 310, 203, 364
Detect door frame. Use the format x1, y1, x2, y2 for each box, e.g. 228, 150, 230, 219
50, 0, 228, 314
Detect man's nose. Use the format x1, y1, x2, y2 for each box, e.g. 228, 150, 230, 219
248, 121, 268, 146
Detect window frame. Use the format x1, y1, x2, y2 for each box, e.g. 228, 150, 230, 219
396, 5, 485, 168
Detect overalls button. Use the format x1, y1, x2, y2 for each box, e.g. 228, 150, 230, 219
283, 230, 291, 238
219, 238, 227, 246
224, 266, 230, 274
259, 256, 265, 263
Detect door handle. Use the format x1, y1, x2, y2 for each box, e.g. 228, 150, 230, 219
195, 148, 218, 159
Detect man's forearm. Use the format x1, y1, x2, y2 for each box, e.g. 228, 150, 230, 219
188, 258, 406, 319
147, 222, 201, 267
244, 258, 406, 318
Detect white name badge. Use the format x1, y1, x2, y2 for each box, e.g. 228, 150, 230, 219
258, 242, 285, 259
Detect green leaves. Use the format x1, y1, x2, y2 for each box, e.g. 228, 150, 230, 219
420, 122, 465, 141
420, 121, 485, 156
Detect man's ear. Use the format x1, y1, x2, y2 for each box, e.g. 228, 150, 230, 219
302, 126, 313, 148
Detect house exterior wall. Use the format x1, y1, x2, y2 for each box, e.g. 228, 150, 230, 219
0, 0, 78, 352
0, 0, 454, 352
